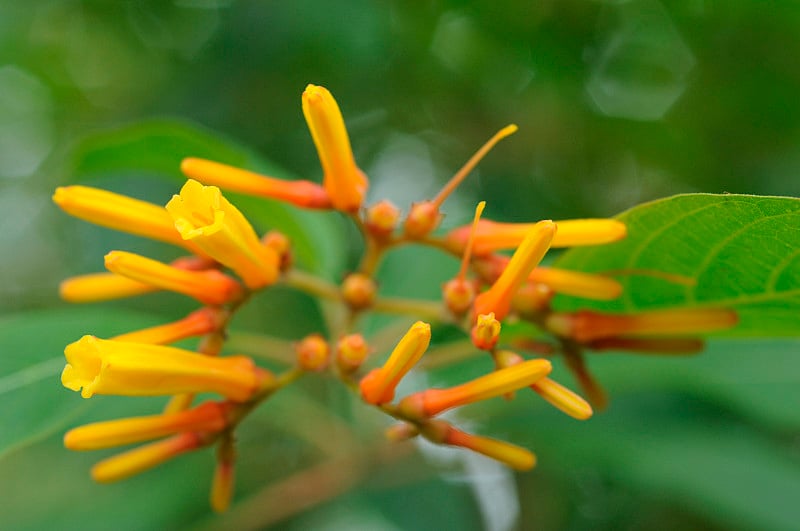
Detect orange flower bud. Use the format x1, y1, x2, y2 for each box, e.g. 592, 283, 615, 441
166, 179, 280, 289
112, 307, 224, 345
529, 267, 622, 301
546, 308, 738, 342
295, 334, 330, 371
403, 201, 441, 239
471, 312, 501, 350
398, 359, 552, 418
262, 230, 292, 271
91, 432, 203, 483
62, 335, 269, 401
473, 220, 556, 321
52, 186, 201, 254
365, 200, 401, 238
442, 278, 475, 316
302, 84, 368, 212
104, 251, 242, 305
180, 157, 331, 209
511, 281, 553, 316
385, 422, 419, 442
64, 401, 229, 450
341, 272, 377, 310
360, 321, 431, 405
336, 333, 369, 372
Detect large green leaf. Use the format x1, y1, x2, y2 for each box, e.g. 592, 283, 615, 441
555, 194, 800, 336
67, 119, 348, 280
0, 308, 165, 459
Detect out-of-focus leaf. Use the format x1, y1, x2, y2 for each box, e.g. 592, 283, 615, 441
67, 119, 348, 280
555, 194, 800, 336
0, 308, 164, 459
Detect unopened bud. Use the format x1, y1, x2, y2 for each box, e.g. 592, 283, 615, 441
341, 272, 377, 310
511, 281, 553, 317
336, 333, 369, 372
263, 230, 292, 271
295, 334, 330, 371
442, 278, 475, 316
365, 200, 401, 238
385, 422, 419, 442
403, 201, 441, 239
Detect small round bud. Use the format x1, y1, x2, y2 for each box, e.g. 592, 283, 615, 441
442, 278, 475, 316
295, 334, 330, 371
262, 230, 292, 271
341, 273, 377, 310
403, 201, 441, 239
471, 312, 501, 350
365, 200, 400, 238
336, 333, 369, 372
511, 281, 553, 317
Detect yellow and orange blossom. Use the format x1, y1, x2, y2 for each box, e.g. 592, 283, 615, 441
166, 179, 279, 289
360, 321, 431, 404
302, 84, 368, 212
62, 336, 270, 401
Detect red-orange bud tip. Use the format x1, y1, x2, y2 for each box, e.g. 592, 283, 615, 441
403, 201, 441, 239
442, 278, 475, 316
365, 200, 401, 238
295, 334, 330, 372
336, 333, 369, 372
341, 272, 377, 310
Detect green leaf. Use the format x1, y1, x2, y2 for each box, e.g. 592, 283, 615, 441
68, 119, 348, 280
554, 194, 800, 336
0, 308, 165, 459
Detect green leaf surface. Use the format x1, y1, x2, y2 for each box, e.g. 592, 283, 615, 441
68, 119, 348, 280
0, 308, 165, 460
555, 194, 800, 336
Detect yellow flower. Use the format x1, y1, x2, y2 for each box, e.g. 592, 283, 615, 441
59, 272, 158, 303
91, 432, 203, 483
61, 335, 269, 401
112, 307, 223, 345
473, 220, 556, 321
181, 157, 331, 209
399, 359, 552, 418
53, 186, 202, 254
64, 401, 229, 450
360, 321, 431, 404
104, 250, 242, 305
302, 84, 368, 212
443, 426, 536, 471
166, 179, 279, 289
545, 308, 739, 342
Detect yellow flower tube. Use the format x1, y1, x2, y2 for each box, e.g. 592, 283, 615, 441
445, 218, 627, 256
166, 179, 280, 289
302, 84, 368, 212
60, 272, 159, 303
53, 186, 202, 254
181, 157, 331, 209
104, 251, 242, 305
64, 401, 229, 450
360, 321, 431, 404
91, 432, 202, 483
61, 335, 269, 401
399, 359, 552, 418
444, 426, 536, 471
473, 220, 556, 321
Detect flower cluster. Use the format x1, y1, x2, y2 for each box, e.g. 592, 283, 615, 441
54, 84, 737, 511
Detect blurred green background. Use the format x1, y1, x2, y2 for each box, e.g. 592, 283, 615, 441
1, 1, 799, 530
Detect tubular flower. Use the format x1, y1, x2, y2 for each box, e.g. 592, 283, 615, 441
64, 401, 230, 450
166, 179, 279, 289
60, 272, 158, 303
545, 308, 739, 342
53, 186, 202, 255
473, 220, 556, 321
180, 158, 331, 209
112, 307, 224, 345
105, 251, 242, 305
61, 335, 270, 401
471, 312, 501, 350
443, 425, 536, 471
91, 432, 203, 483
398, 359, 552, 419
302, 84, 368, 212
445, 218, 627, 256
360, 321, 431, 404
